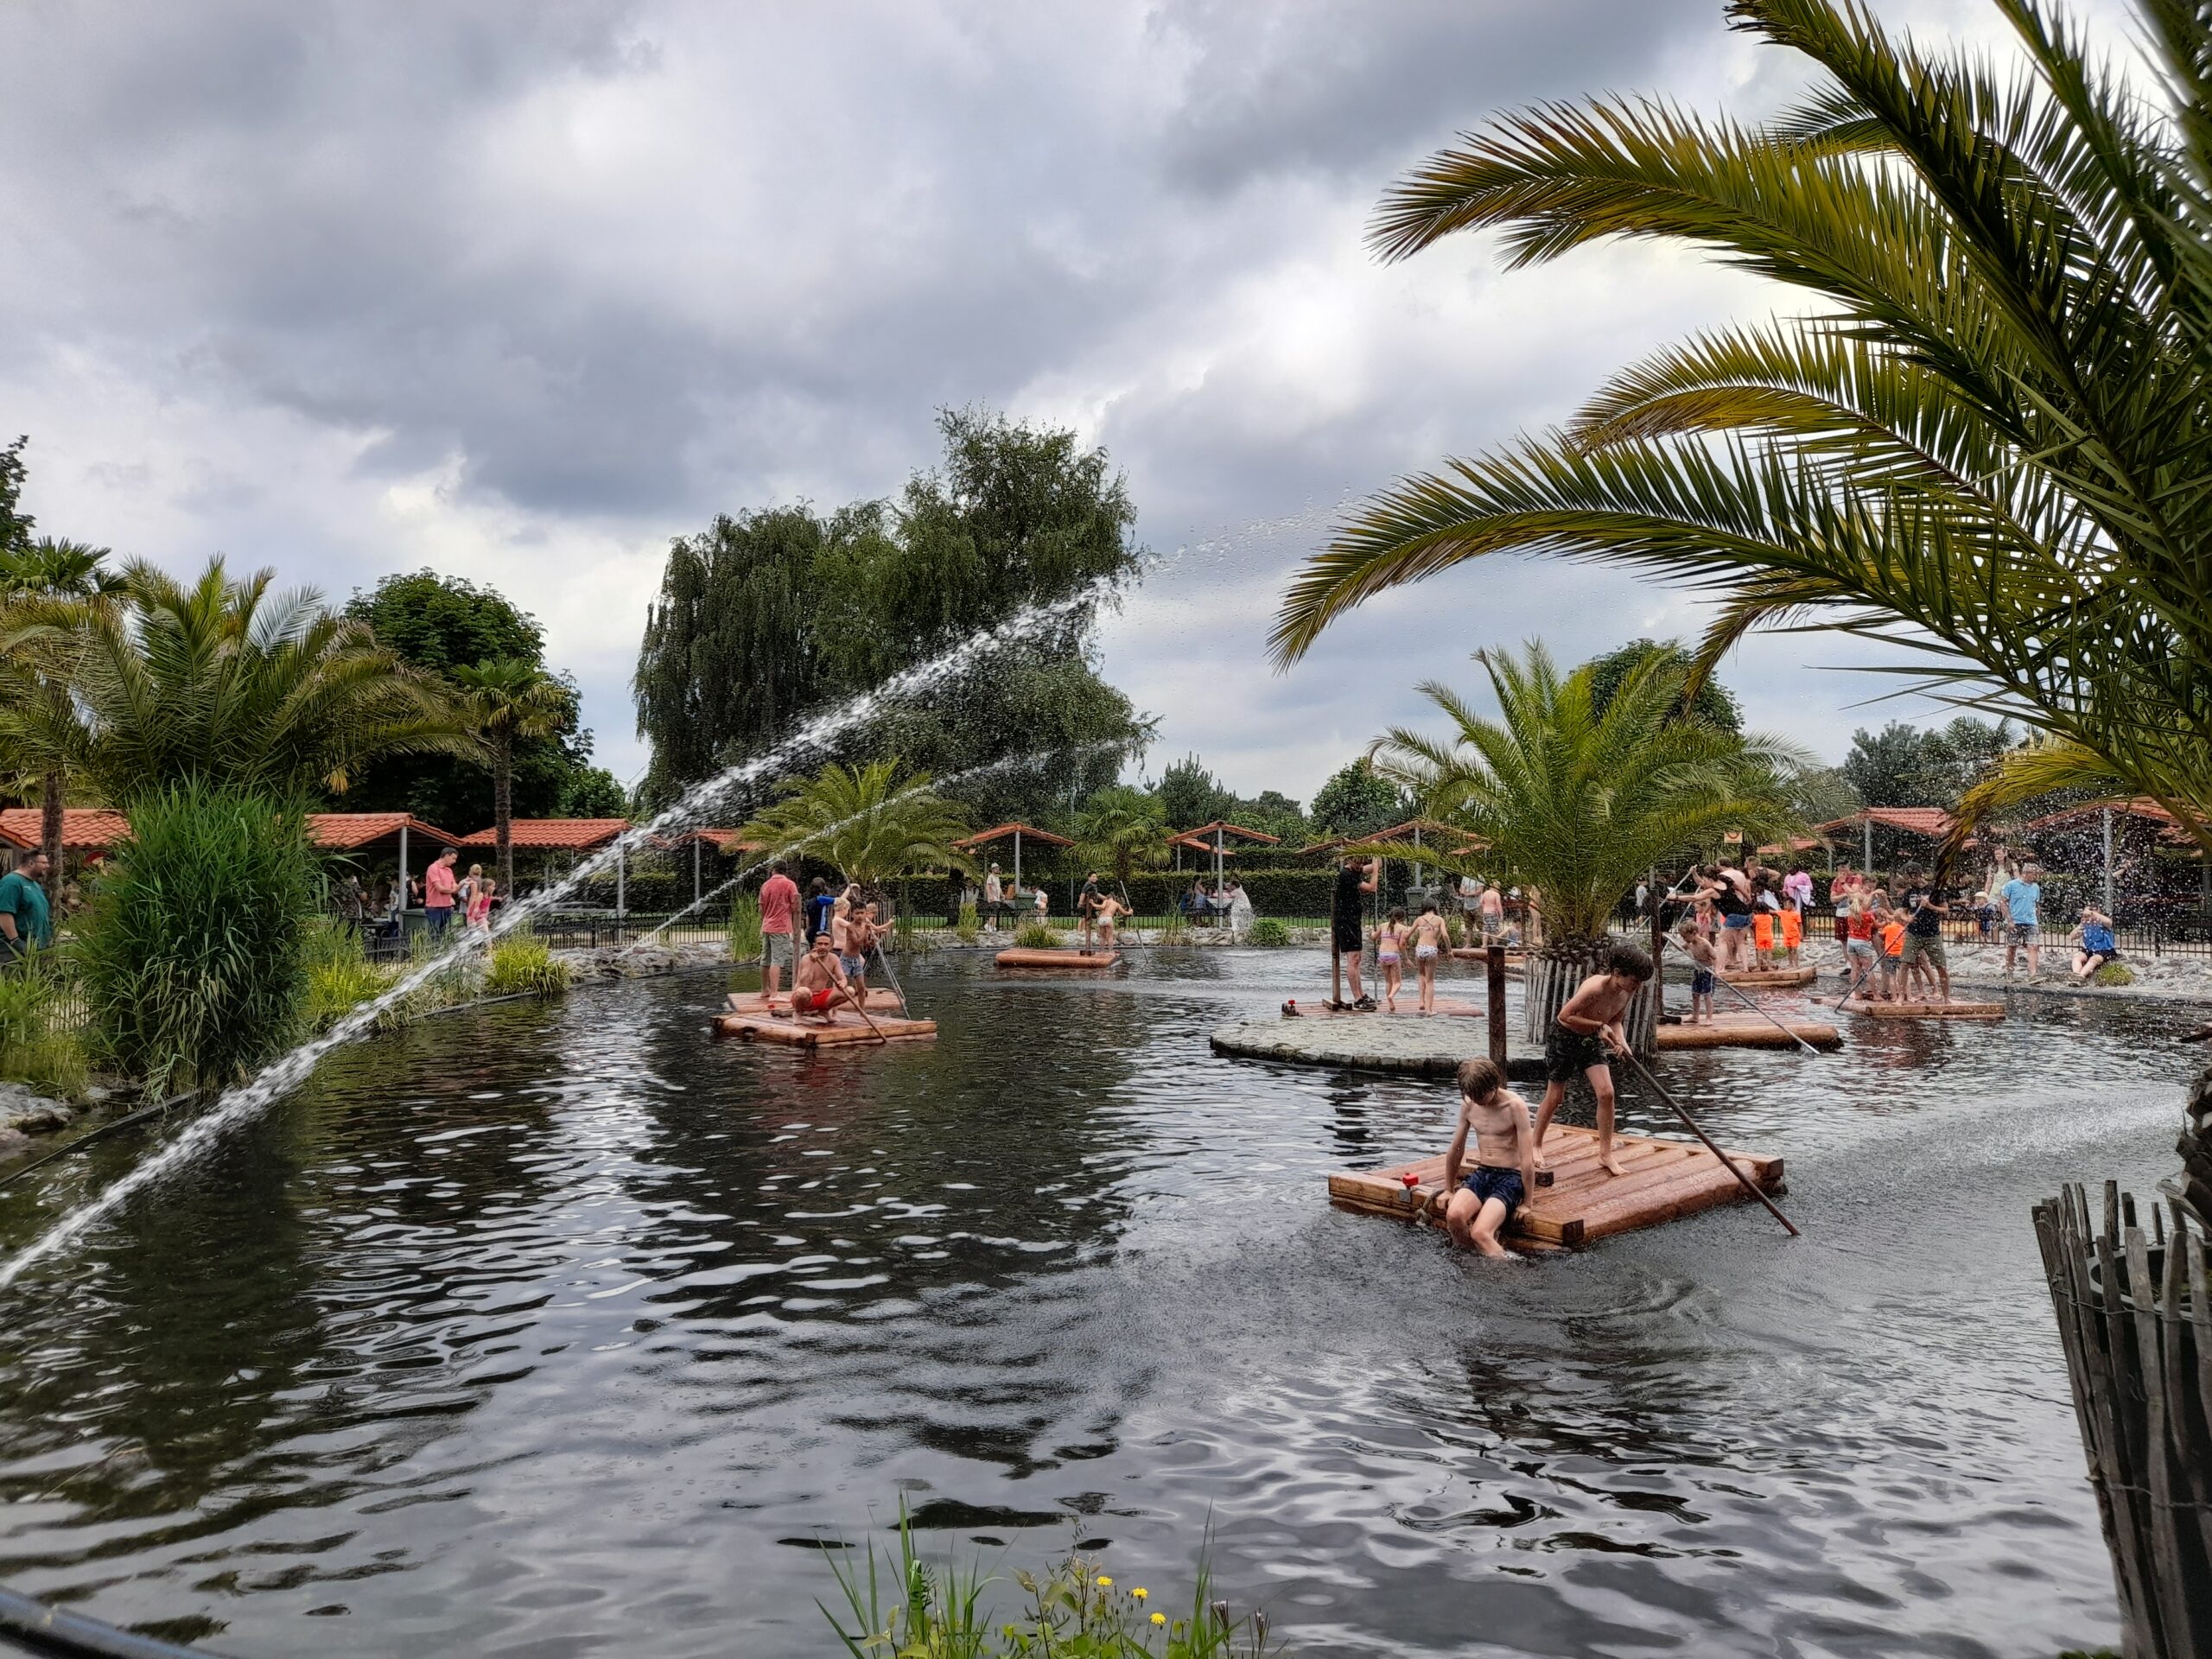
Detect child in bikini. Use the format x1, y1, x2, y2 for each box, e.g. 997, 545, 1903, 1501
1375, 906, 1408, 1013
1680, 918, 1717, 1024
1094, 893, 1128, 948
1408, 899, 1452, 1014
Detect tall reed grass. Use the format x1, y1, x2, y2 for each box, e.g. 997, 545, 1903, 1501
729, 892, 763, 962
0, 950, 87, 1098
76, 784, 320, 1096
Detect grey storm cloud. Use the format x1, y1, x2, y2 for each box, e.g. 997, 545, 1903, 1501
0, 0, 2012, 792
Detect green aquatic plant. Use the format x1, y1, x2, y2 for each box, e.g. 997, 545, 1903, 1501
821, 1506, 1283, 1659
2093, 962, 2136, 988
729, 891, 763, 963
956, 903, 981, 945
1245, 918, 1293, 948
0, 950, 86, 1098
300, 919, 391, 1033
1014, 921, 1063, 950
483, 936, 569, 998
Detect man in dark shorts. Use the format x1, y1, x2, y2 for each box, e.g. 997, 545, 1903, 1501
1331, 855, 1377, 1009
1898, 868, 1955, 1002
1530, 942, 1654, 1178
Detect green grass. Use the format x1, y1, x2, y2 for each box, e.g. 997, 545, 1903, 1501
301, 921, 393, 1032
2092, 962, 2135, 987
0, 952, 88, 1099
729, 892, 763, 962
483, 936, 569, 998
1014, 921, 1063, 949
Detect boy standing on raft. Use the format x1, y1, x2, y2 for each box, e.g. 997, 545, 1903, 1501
1440, 1057, 1536, 1258
1531, 943, 1654, 1179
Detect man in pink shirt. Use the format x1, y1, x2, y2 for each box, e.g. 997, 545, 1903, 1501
424, 848, 460, 937
758, 860, 802, 1007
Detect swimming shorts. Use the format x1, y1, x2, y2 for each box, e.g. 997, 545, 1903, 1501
1461, 1165, 1525, 1223
840, 954, 867, 977
1723, 913, 1752, 930
1691, 968, 1716, 996
1544, 1023, 1608, 1083
762, 933, 795, 969
789, 987, 831, 1014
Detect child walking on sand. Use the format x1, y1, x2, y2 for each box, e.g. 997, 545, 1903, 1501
1680, 919, 1717, 1025
1408, 899, 1452, 1014
1375, 907, 1408, 1013
1531, 943, 1654, 1179
1440, 1057, 1537, 1259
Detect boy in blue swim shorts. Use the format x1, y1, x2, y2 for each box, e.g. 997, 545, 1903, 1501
1441, 1056, 1537, 1258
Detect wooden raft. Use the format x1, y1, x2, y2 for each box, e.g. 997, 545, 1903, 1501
1719, 966, 1818, 988
1840, 997, 2005, 1020
995, 947, 1121, 969
1328, 1125, 1785, 1249
712, 991, 937, 1046
1656, 1014, 1840, 1051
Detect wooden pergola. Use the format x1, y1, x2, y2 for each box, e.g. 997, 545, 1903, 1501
1168, 820, 1281, 894
952, 822, 1074, 893
1813, 807, 1959, 872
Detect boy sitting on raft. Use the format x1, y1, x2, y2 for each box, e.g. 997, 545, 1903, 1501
785, 934, 857, 1026
1531, 942, 1653, 1179
1440, 1056, 1536, 1259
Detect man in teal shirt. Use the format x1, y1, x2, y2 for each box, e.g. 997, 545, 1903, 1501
0, 850, 54, 964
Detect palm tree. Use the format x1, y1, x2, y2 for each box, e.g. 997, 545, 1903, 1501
1365, 643, 1801, 1043
1272, 0, 2212, 849
451, 658, 569, 895
739, 760, 975, 892
0, 538, 125, 895
39, 556, 476, 805
1073, 785, 1168, 889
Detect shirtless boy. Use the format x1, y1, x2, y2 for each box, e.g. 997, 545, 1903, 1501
1531, 943, 1653, 1178
836, 901, 877, 1009
1680, 918, 1717, 1024
1077, 873, 1104, 952
786, 933, 856, 1026
1440, 1057, 1537, 1258
1093, 892, 1128, 949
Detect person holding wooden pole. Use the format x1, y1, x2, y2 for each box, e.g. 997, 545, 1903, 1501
1530, 943, 1654, 1179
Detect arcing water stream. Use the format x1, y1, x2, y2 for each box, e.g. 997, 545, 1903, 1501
0, 584, 1122, 1291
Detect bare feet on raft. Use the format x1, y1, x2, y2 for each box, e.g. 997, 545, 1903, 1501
1600, 1150, 1628, 1178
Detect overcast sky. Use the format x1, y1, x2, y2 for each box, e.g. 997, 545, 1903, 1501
0, 0, 2139, 805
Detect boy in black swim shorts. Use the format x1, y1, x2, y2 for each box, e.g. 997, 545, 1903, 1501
1440, 1057, 1536, 1258
1531, 943, 1653, 1179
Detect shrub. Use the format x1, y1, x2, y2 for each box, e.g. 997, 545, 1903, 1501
729, 892, 763, 962
0, 951, 87, 1099
2093, 962, 2136, 987
1246, 918, 1293, 948
77, 784, 320, 1096
484, 936, 570, 998
823, 1508, 1281, 1659
300, 920, 391, 1032
956, 903, 980, 945
1014, 921, 1062, 949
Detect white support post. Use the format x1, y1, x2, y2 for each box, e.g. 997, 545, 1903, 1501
2102, 807, 2115, 914
693, 836, 702, 914
616, 841, 626, 918
397, 823, 410, 924
1863, 816, 1873, 874
1014, 830, 1023, 899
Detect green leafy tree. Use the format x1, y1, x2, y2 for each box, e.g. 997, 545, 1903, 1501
1232, 788, 1312, 846
633, 410, 1151, 823
1154, 753, 1236, 831
1272, 0, 2212, 851
344, 570, 615, 834
1074, 785, 1169, 887
1309, 760, 1407, 839
452, 658, 569, 893
51, 557, 475, 804
1586, 639, 1741, 734
0, 538, 125, 894
0, 436, 31, 556
1369, 644, 1801, 1039
1842, 717, 2016, 808
738, 760, 974, 890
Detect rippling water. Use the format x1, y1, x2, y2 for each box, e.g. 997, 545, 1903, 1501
0, 951, 2185, 1656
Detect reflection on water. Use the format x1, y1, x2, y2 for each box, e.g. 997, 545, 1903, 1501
0, 952, 2183, 1656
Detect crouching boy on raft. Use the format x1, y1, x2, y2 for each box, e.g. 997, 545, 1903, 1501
1440, 1057, 1536, 1258
1531, 943, 1654, 1179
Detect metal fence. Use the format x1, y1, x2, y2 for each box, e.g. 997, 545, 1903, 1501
1791, 903, 2212, 958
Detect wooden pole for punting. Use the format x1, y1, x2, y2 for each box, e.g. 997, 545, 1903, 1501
1486, 944, 1508, 1066
1618, 1049, 1801, 1237
1662, 935, 1820, 1056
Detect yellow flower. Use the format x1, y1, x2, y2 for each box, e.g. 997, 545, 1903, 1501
1132, 1588, 1147, 1602
1095, 1575, 1113, 1588
1151, 1612, 1166, 1627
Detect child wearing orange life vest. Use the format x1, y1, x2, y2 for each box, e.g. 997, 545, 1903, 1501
1877, 903, 1907, 1001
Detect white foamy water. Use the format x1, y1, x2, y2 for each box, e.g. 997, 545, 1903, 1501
0, 583, 1122, 1291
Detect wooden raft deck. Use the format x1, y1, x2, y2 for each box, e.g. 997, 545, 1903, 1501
995, 947, 1122, 969
1719, 966, 1819, 988
712, 991, 937, 1046
1840, 997, 2005, 1020
1656, 1013, 1840, 1051
1328, 1125, 1785, 1249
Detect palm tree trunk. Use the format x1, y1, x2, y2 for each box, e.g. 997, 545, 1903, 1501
39, 768, 64, 905
493, 738, 514, 896
1523, 937, 1658, 1058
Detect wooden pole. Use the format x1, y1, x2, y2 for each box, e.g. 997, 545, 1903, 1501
1618, 1050, 1801, 1237
1486, 944, 1508, 1066
1662, 935, 1821, 1055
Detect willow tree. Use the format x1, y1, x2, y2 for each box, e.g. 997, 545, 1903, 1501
1274, 0, 2212, 849
1365, 644, 1800, 1044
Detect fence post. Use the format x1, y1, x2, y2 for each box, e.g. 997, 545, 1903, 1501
1486, 945, 1508, 1068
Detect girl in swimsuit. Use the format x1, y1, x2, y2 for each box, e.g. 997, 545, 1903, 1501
1094, 893, 1127, 948
1375, 906, 1408, 1013
1408, 900, 1452, 1014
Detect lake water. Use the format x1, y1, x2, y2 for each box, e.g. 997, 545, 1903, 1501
0, 950, 2184, 1656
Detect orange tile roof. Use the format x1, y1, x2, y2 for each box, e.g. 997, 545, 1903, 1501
307, 812, 461, 850
953, 821, 1076, 851
0, 808, 131, 853
454, 818, 629, 850
1814, 807, 1958, 838
2022, 798, 2200, 844
1171, 819, 1281, 844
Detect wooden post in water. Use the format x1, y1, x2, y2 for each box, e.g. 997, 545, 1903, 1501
1486, 945, 1508, 1067
1649, 866, 1665, 1020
